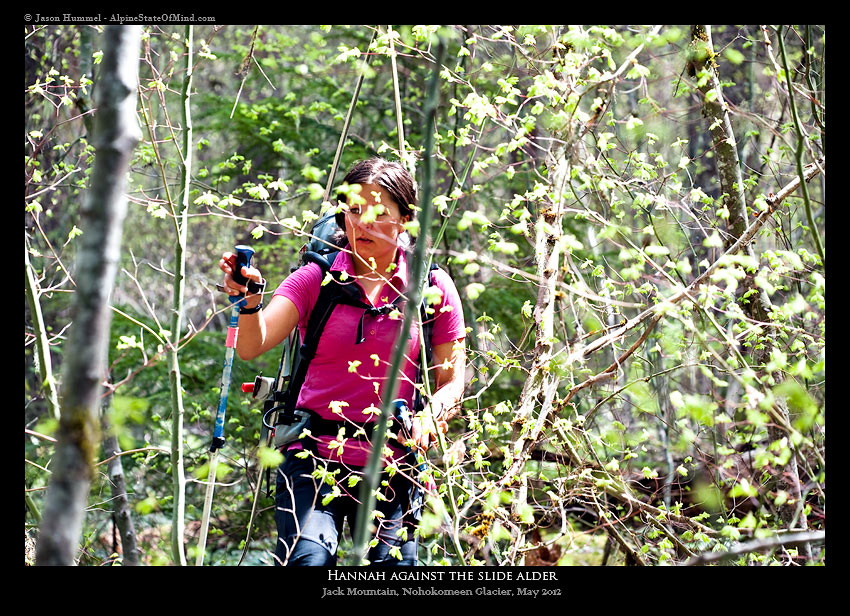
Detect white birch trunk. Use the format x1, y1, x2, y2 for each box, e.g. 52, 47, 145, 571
35, 25, 141, 566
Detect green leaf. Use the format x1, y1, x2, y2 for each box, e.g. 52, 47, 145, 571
641, 467, 659, 479
135, 495, 159, 515
724, 48, 745, 65
728, 478, 758, 499
258, 446, 284, 470
465, 283, 485, 300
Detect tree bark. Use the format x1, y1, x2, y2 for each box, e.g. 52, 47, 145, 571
25, 239, 60, 421
169, 24, 193, 568
689, 25, 807, 538
101, 390, 140, 566
35, 25, 141, 566
503, 142, 567, 565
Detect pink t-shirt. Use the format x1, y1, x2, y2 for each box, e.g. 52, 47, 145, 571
273, 248, 465, 466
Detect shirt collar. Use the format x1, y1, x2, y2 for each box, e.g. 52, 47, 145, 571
331, 247, 409, 291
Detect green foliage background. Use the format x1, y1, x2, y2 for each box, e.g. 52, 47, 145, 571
25, 24, 825, 566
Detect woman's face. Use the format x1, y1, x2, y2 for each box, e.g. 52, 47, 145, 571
342, 182, 410, 268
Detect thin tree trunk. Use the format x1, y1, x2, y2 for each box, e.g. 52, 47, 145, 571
25, 239, 60, 421
351, 38, 446, 564
101, 388, 140, 566
689, 25, 808, 543
35, 25, 141, 566
168, 24, 194, 567
776, 26, 824, 266
504, 143, 567, 564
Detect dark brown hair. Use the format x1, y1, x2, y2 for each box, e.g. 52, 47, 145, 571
333, 158, 417, 244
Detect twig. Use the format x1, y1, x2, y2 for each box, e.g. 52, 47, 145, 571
323, 29, 378, 203
387, 25, 410, 173
776, 25, 825, 266
573, 156, 824, 363
229, 26, 260, 119
25, 428, 57, 443
682, 530, 824, 566
94, 446, 171, 467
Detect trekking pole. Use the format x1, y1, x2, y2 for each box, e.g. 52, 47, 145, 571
196, 244, 255, 566
236, 373, 277, 566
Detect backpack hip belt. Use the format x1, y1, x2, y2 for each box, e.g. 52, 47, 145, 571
271, 405, 409, 450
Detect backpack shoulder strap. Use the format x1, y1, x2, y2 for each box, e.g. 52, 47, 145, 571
302, 249, 337, 272
282, 264, 376, 412
281, 259, 348, 412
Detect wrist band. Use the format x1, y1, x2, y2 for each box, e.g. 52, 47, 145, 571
240, 302, 263, 315
247, 278, 266, 295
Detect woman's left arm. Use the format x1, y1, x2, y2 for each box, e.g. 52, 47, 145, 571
411, 338, 466, 449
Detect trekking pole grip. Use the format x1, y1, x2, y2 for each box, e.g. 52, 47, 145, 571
232, 245, 254, 285
230, 244, 255, 304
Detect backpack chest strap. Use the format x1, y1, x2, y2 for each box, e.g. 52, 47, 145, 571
354, 301, 404, 344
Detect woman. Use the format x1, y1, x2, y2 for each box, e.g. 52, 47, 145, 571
218, 158, 466, 566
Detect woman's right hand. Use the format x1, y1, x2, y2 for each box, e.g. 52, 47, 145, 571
219, 251, 264, 308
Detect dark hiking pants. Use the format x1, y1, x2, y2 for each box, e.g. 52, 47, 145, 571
273, 452, 421, 566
